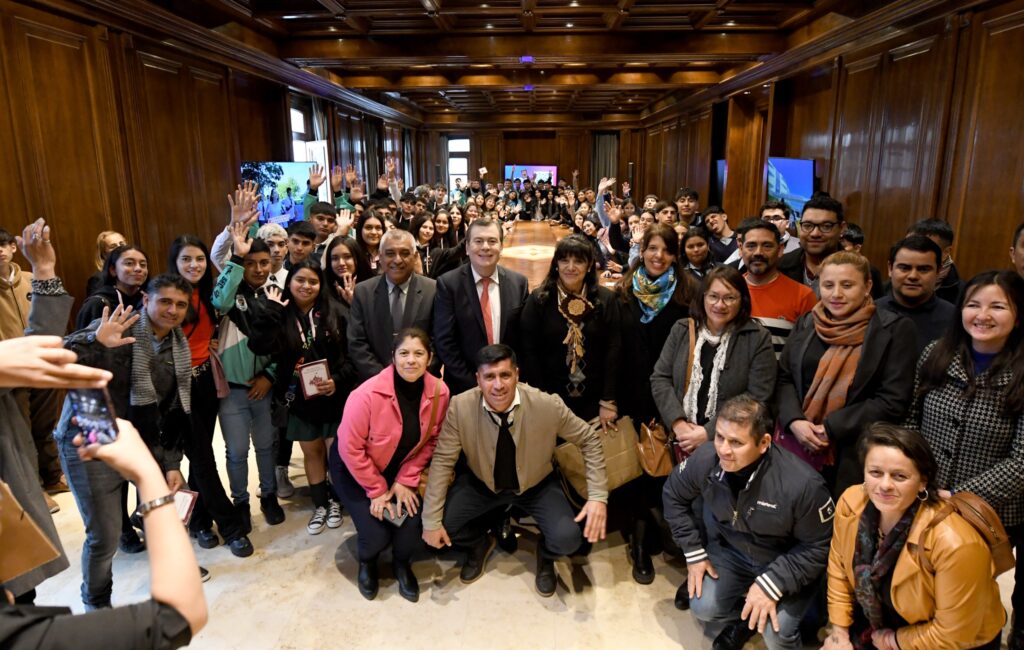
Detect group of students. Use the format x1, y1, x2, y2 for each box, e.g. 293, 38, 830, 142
2, 162, 1024, 650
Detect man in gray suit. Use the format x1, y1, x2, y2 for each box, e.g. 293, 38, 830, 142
348, 228, 437, 382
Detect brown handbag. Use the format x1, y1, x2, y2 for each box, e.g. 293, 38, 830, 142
911, 491, 1015, 577
638, 318, 698, 472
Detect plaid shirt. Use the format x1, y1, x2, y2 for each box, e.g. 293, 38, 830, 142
906, 342, 1024, 526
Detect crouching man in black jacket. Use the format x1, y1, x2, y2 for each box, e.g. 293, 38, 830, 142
663, 395, 834, 650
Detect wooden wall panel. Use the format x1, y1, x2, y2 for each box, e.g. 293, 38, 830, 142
946, 0, 1024, 278
555, 132, 591, 187
231, 72, 287, 163
472, 131, 503, 186
0, 1, 130, 296
722, 96, 766, 218
504, 131, 557, 169
782, 66, 835, 167
190, 67, 236, 243
829, 54, 883, 225
643, 127, 663, 200
680, 110, 713, 204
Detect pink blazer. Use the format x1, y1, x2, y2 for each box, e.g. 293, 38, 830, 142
338, 365, 450, 498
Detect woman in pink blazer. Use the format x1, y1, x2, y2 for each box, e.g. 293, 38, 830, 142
333, 328, 450, 603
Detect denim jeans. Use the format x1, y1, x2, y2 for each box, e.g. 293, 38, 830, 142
56, 431, 124, 608
219, 386, 277, 504
690, 542, 816, 650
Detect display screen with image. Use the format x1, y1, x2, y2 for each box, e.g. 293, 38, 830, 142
502, 164, 557, 185
241, 161, 319, 227
766, 158, 815, 219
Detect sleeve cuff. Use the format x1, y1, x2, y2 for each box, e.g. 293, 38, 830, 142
31, 277, 66, 296
684, 547, 709, 563
755, 573, 784, 602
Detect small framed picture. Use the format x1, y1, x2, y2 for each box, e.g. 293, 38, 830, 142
478, 167, 488, 176
298, 359, 331, 399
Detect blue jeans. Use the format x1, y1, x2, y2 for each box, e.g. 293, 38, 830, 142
219, 387, 276, 504
690, 542, 816, 650
56, 431, 124, 608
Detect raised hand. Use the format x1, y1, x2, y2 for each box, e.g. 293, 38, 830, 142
228, 183, 259, 227
308, 164, 327, 191
344, 163, 358, 188
95, 304, 140, 348
598, 177, 615, 193
264, 284, 289, 307
16, 218, 56, 279
349, 182, 364, 203
337, 209, 354, 236
335, 272, 356, 304
607, 203, 623, 223
330, 165, 344, 194
621, 181, 631, 195
376, 174, 389, 191
572, 169, 579, 179
385, 157, 397, 178
230, 220, 252, 258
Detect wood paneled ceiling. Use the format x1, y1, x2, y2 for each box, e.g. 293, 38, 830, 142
174, 0, 868, 118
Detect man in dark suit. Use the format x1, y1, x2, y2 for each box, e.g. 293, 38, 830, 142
433, 218, 529, 394
348, 228, 437, 383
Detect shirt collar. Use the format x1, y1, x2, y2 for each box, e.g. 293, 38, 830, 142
472, 266, 500, 286
482, 387, 521, 419
386, 275, 413, 294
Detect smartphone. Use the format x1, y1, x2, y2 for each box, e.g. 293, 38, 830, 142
382, 501, 408, 528
67, 387, 119, 445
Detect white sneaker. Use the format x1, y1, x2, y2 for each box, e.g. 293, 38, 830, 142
327, 501, 343, 528
307, 507, 327, 535
276, 466, 295, 498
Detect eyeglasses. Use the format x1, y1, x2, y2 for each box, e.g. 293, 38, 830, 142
763, 215, 788, 223
705, 293, 740, 306
799, 220, 839, 234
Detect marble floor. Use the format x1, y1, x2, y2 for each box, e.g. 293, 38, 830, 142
36, 437, 1018, 649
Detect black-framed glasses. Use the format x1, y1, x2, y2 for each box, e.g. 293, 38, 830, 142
799, 220, 839, 234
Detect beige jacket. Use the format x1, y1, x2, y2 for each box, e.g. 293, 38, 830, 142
0, 262, 32, 340
827, 486, 1006, 649
422, 383, 607, 530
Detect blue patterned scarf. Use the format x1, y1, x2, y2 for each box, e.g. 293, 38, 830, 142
632, 266, 677, 323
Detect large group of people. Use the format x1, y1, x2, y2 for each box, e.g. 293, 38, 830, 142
1, 160, 1023, 650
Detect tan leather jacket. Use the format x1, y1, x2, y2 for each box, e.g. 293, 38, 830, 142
421, 383, 607, 530
827, 486, 1006, 649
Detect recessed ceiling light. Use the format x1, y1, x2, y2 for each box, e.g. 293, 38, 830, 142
569, 0, 579, 5
565, 22, 574, 27
725, 20, 736, 26
485, 23, 494, 29
763, 83, 770, 88
481, 3, 489, 6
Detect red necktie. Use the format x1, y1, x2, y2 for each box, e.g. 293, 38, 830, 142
480, 276, 494, 345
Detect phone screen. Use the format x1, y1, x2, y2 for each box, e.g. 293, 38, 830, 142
68, 388, 119, 445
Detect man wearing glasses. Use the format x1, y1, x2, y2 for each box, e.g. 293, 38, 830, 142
759, 200, 800, 254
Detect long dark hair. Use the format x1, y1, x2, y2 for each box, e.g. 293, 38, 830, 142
616, 223, 694, 308
355, 210, 385, 253
918, 270, 1024, 415
432, 209, 457, 248
280, 261, 344, 351
323, 236, 373, 305
102, 244, 149, 289
691, 265, 752, 331
167, 235, 215, 326
536, 234, 599, 305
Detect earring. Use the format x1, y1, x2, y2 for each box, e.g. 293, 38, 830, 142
917, 488, 929, 502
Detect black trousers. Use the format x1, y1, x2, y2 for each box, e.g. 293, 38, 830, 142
329, 444, 423, 562
185, 367, 243, 541
442, 472, 582, 559
1010, 523, 1024, 629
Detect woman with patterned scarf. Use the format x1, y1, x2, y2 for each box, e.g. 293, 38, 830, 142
825, 423, 1004, 650
775, 252, 916, 497
614, 223, 695, 585
520, 234, 622, 426
650, 264, 776, 608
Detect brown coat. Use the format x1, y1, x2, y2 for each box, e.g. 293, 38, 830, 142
0, 262, 32, 340
421, 382, 607, 530
827, 486, 1006, 649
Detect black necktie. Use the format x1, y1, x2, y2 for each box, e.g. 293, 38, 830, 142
493, 410, 519, 492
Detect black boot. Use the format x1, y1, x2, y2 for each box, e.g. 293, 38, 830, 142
357, 559, 379, 600
260, 494, 285, 526
234, 501, 253, 536
460, 536, 496, 584
393, 560, 420, 603
535, 553, 557, 597
674, 582, 690, 610
712, 622, 756, 650
628, 519, 655, 585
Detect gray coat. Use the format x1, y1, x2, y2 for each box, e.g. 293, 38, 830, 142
0, 290, 73, 595
651, 318, 776, 437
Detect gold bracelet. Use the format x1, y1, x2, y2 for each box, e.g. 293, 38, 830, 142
138, 494, 176, 517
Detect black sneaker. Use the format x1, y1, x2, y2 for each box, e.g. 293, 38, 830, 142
191, 528, 220, 549
227, 535, 254, 558
260, 495, 285, 526
459, 536, 496, 584
118, 529, 146, 554
199, 567, 210, 582
712, 623, 757, 650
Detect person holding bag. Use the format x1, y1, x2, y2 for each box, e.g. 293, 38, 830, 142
333, 329, 449, 602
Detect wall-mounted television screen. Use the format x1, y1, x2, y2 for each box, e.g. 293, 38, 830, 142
240, 161, 323, 227
503, 164, 557, 185
766, 157, 815, 219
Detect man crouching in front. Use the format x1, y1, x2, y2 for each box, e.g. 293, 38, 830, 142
663, 395, 833, 650
421, 344, 608, 597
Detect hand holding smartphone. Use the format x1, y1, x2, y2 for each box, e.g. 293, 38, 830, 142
67, 387, 119, 445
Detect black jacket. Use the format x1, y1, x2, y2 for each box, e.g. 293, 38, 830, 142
75, 285, 144, 330
776, 308, 916, 495
663, 443, 834, 601
617, 291, 689, 424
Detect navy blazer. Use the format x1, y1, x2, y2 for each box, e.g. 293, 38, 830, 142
432, 263, 529, 394
347, 274, 437, 383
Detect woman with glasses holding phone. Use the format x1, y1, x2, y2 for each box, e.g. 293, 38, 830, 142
775, 252, 915, 496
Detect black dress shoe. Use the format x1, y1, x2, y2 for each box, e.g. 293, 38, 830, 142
227, 535, 254, 558
459, 536, 496, 584
712, 622, 756, 650
118, 530, 146, 554
260, 495, 285, 526
358, 560, 379, 600
628, 537, 655, 585
235, 503, 253, 536
535, 554, 557, 597
674, 583, 690, 610
191, 528, 220, 549
393, 561, 419, 603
